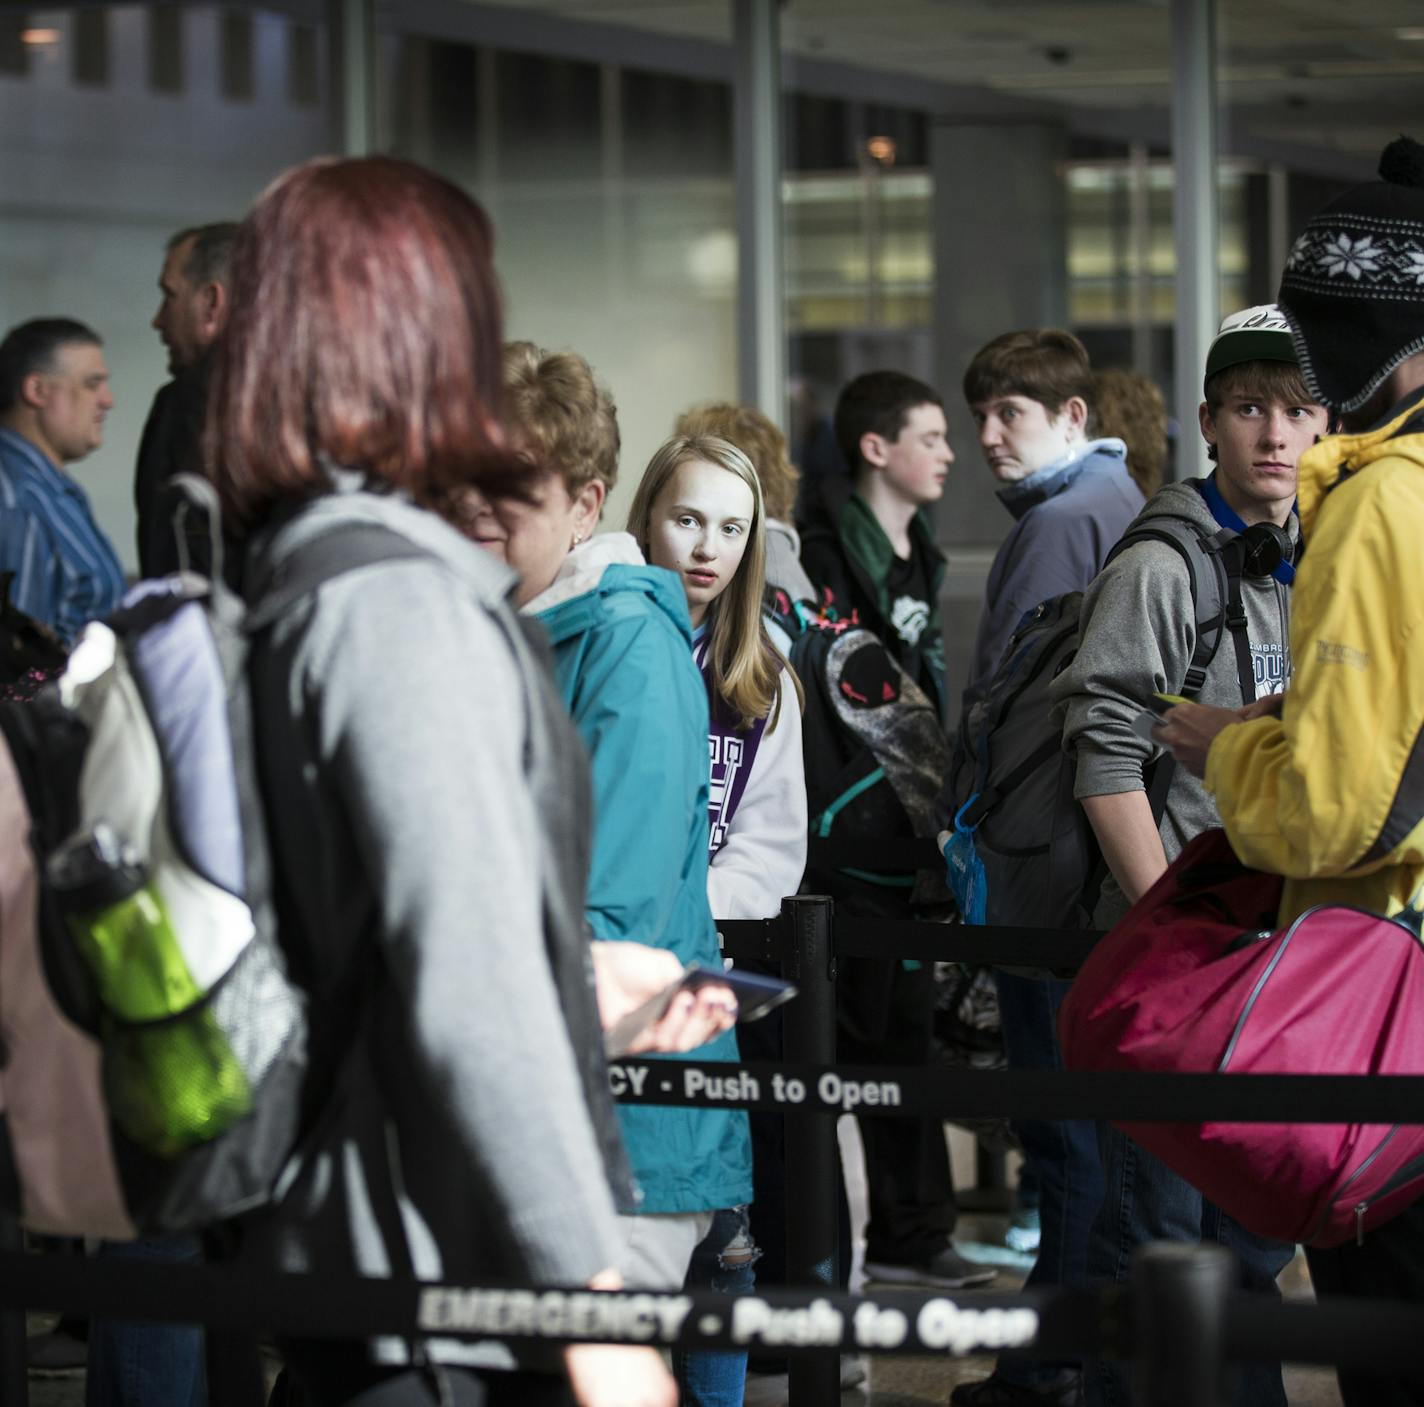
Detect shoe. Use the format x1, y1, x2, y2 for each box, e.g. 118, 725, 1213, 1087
26, 1326, 88, 1375
863, 1245, 996, 1289
1004, 1207, 1041, 1255
950, 1369, 1083, 1406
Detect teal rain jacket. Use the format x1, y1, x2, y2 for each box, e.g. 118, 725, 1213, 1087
528, 532, 753, 1216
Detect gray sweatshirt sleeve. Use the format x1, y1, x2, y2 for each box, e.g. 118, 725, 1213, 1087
301, 563, 622, 1285
1050, 541, 1198, 799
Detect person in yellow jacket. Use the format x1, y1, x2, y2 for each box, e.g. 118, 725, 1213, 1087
1156, 134, 1424, 1407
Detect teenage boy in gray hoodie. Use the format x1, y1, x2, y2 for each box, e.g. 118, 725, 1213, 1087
1049, 306, 1330, 1407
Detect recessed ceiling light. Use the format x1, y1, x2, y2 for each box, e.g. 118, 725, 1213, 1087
19, 28, 61, 46
865, 135, 897, 166
1397, 27, 1424, 41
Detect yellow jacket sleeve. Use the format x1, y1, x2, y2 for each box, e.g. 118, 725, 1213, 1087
1206, 454, 1424, 914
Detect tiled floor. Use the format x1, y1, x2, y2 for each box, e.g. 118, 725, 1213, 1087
21, 1118, 1347, 1405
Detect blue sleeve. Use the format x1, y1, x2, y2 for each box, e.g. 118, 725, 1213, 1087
0, 508, 61, 638
567, 611, 711, 947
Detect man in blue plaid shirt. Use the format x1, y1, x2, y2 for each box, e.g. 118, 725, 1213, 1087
0, 318, 125, 643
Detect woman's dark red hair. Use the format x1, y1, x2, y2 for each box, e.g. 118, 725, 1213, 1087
208, 155, 523, 531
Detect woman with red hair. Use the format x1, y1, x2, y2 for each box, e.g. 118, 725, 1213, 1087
213, 156, 674, 1407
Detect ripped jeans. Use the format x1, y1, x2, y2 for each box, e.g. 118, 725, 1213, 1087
673, 1205, 760, 1407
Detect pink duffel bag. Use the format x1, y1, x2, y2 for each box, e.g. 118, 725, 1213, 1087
1059, 827, 1424, 1248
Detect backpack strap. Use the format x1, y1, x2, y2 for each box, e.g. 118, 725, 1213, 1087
1214, 528, 1258, 707
1106, 517, 1237, 823
245, 523, 430, 633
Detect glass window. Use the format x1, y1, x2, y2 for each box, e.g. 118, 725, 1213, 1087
382, 28, 737, 527
220, 10, 254, 101
72, 8, 108, 87
0, 13, 32, 77
0, 5, 333, 571
287, 21, 319, 108
147, 5, 183, 94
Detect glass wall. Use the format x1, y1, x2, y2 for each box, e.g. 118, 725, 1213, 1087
381, 33, 738, 529
0, 4, 328, 571
3, 0, 1407, 572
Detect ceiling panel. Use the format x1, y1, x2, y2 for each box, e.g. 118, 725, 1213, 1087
464, 0, 1424, 156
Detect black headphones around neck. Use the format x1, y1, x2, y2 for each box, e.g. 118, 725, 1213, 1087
1239, 520, 1293, 578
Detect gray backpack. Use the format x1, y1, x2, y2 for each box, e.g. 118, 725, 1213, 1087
0, 479, 423, 1238
938, 515, 1260, 932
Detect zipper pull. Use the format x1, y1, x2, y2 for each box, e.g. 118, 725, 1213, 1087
1355, 1202, 1368, 1246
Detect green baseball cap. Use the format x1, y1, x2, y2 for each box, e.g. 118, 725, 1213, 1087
1203, 304, 1298, 395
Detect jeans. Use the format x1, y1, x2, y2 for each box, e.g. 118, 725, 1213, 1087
1305, 1196, 1424, 1406
1084, 1125, 1293, 1407
85, 1236, 206, 1407
674, 1205, 759, 1407
993, 974, 1105, 1387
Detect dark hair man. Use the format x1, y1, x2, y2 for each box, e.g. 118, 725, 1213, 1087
800, 370, 991, 1296
0, 318, 125, 642
134, 222, 237, 577
800, 370, 953, 715
1156, 136, 1424, 1407
962, 328, 1144, 701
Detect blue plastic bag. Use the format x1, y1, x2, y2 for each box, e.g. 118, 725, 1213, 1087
941, 797, 988, 926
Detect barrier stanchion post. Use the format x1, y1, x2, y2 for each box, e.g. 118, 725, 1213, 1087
780, 894, 839, 1406
0, 1214, 26, 1407
1132, 1242, 1232, 1407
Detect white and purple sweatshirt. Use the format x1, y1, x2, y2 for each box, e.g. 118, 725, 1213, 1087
693, 622, 808, 921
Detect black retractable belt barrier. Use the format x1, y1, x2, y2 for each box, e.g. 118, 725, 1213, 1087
2, 1249, 1424, 1378
778, 894, 841, 1404
722, 910, 1105, 975
716, 916, 787, 963
0, 1249, 1092, 1357
831, 916, 1102, 976
611, 1060, 1424, 1125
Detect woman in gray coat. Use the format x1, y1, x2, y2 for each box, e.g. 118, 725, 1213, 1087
209, 155, 677, 1407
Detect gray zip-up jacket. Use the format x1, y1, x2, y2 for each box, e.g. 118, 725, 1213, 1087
241, 481, 627, 1367
1051, 478, 1295, 927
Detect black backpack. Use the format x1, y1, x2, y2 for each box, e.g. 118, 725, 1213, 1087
769, 589, 949, 908
938, 515, 1262, 932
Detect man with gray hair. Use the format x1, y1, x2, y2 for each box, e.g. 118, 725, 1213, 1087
134, 221, 237, 576
0, 317, 125, 643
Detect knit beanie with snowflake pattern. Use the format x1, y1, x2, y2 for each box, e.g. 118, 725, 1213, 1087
1277, 135, 1424, 413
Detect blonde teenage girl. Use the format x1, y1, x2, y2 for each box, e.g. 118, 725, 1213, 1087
629, 435, 807, 1407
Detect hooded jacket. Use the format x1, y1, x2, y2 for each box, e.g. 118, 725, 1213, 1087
799, 477, 947, 714
242, 481, 626, 1368
765, 516, 816, 605
1052, 477, 1296, 927
528, 533, 753, 1216
967, 439, 1143, 698
1208, 386, 1424, 922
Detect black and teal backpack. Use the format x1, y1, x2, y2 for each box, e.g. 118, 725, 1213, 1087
768, 589, 948, 908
